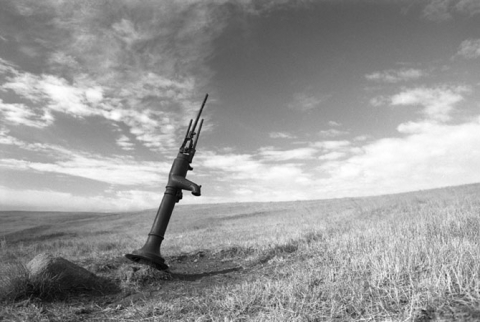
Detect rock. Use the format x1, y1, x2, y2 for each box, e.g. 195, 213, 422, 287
26, 253, 99, 292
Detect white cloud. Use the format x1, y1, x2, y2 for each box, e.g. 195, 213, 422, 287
369, 96, 389, 107
0, 156, 168, 186
0, 129, 21, 145
269, 132, 296, 139
312, 140, 351, 150
0, 0, 227, 152
365, 68, 425, 83
196, 147, 317, 202
0, 100, 53, 128
48, 51, 80, 71
0, 57, 18, 74
310, 84, 479, 198
111, 18, 144, 47
0, 130, 70, 153
0, 66, 182, 151
313, 140, 352, 161
353, 135, 371, 141
199, 153, 262, 181
116, 135, 135, 151
1, 72, 103, 121
397, 121, 437, 134
318, 129, 349, 138
456, 39, 480, 59
0, 137, 170, 186
389, 86, 469, 122
85, 86, 104, 103
315, 118, 480, 197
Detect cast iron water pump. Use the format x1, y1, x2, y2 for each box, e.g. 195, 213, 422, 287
125, 94, 208, 270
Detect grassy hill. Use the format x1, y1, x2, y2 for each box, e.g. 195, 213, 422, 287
1, 183, 480, 321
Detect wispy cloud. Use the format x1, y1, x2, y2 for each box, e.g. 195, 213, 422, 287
423, 0, 453, 21
0, 64, 185, 151
2, 72, 101, 117
0, 0, 233, 152
389, 86, 469, 122
318, 129, 349, 138
0, 135, 169, 186
0, 155, 168, 186
456, 39, 480, 59
0, 57, 18, 74
269, 131, 296, 139
454, 0, 480, 15
422, 0, 480, 21
6, 0, 225, 82
365, 68, 425, 83
312, 140, 351, 150
116, 135, 136, 151
313, 140, 353, 162
0, 100, 53, 128
197, 151, 313, 202
288, 92, 330, 112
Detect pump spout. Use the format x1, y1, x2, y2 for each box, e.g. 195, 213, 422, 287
170, 175, 201, 196
125, 94, 208, 271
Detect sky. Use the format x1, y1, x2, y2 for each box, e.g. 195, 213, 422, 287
0, 0, 480, 212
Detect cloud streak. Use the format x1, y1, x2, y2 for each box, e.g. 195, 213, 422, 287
365, 68, 425, 83
0, 133, 169, 186
422, 0, 480, 21
456, 39, 480, 59
389, 86, 469, 122
288, 92, 330, 112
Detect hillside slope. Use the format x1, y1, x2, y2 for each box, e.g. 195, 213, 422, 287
1, 183, 480, 321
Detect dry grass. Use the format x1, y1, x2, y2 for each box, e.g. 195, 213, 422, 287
1, 183, 480, 321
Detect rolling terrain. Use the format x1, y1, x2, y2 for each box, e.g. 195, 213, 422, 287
1, 183, 480, 321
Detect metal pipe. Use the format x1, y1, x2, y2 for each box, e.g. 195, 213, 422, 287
125, 95, 208, 270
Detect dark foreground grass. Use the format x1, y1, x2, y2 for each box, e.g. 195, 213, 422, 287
0, 260, 119, 303
1, 183, 480, 321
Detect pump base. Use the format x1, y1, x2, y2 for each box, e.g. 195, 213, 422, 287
125, 250, 169, 271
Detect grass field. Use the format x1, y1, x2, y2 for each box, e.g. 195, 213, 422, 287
1, 183, 480, 321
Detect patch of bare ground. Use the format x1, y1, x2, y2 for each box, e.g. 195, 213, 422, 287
77, 241, 301, 320
1, 242, 301, 321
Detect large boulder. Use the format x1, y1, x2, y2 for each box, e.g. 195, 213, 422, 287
26, 253, 99, 292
